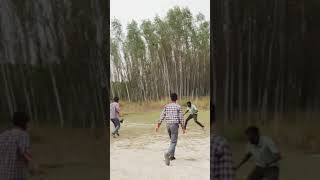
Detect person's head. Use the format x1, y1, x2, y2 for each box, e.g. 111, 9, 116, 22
187, 101, 191, 107
114, 97, 119, 103
170, 93, 178, 102
245, 126, 260, 145
12, 112, 30, 130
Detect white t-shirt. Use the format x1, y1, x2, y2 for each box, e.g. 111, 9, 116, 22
247, 136, 280, 167
187, 104, 198, 115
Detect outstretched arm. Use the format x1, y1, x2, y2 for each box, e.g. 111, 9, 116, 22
156, 108, 165, 132
183, 110, 189, 116
18, 135, 38, 175
236, 153, 252, 170
23, 152, 38, 175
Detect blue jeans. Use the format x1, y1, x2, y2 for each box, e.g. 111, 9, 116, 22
111, 118, 120, 134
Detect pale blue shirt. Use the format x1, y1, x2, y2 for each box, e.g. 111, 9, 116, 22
247, 136, 280, 167
187, 104, 198, 115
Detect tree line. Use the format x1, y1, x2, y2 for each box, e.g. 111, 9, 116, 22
212, 0, 320, 125
110, 6, 210, 102
0, 0, 108, 128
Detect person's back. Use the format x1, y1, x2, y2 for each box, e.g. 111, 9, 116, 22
110, 97, 121, 137
156, 93, 185, 166
0, 128, 30, 179
211, 135, 235, 180
110, 101, 120, 119
161, 102, 183, 124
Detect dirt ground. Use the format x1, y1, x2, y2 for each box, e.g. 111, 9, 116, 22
231, 142, 320, 180
110, 110, 210, 180
19, 109, 320, 180
28, 129, 109, 180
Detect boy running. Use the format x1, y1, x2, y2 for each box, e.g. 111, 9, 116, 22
235, 126, 281, 180
110, 97, 121, 138
155, 93, 186, 166
183, 101, 205, 130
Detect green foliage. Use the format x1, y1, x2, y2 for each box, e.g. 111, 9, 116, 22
110, 7, 210, 102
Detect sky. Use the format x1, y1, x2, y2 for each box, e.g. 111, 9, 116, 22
110, 0, 210, 27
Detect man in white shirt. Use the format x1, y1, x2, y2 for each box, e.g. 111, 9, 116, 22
183, 101, 205, 130
235, 126, 281, 180
110, 97, 121, 138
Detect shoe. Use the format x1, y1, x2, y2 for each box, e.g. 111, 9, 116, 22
170, 156, 176, 160
116, 133, 120, 136
112, 133, 116, 138
120, 119, 124, 123
164, 153, 170, 166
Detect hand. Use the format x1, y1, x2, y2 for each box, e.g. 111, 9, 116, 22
29, 162, 39, 176
182, 128, 186, 134
155, 127, 159, 133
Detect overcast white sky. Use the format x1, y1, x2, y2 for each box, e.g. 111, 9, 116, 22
111, 0, 210, 27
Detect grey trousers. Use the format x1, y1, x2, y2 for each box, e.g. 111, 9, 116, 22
111, 118, 120, 134
166, 123, 179, 157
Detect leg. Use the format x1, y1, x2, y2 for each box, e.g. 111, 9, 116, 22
115, 118, 121, 134
164, 125, 172, 166
110, 119, 117, 137
112, 118, 120, 134
264, 167, 279, 180
247, 166, 264, 180
167, 125, 172, 139
110, 119, 116, 128
116, 119, 121, 136
166, 125, 174, 160
185, 114, 193, 129
193, 114, 204, 128
167, 124, 179, 158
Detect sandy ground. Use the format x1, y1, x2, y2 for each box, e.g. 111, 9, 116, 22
110, 112, 210, 180
28, 129, 109, 180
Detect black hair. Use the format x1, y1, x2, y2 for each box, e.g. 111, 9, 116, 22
245, 126, 259, 135
170, 93, 178, 101
187, 101, 191, 104
114, 97, 119, 102
12, 112, 30, 130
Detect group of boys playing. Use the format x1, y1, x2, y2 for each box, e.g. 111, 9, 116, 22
110, 93, 281, 180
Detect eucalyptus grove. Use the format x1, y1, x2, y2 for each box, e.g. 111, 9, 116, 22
110, 6, 210, 102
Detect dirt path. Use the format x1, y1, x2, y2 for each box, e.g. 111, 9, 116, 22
111, 121, 210, 180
